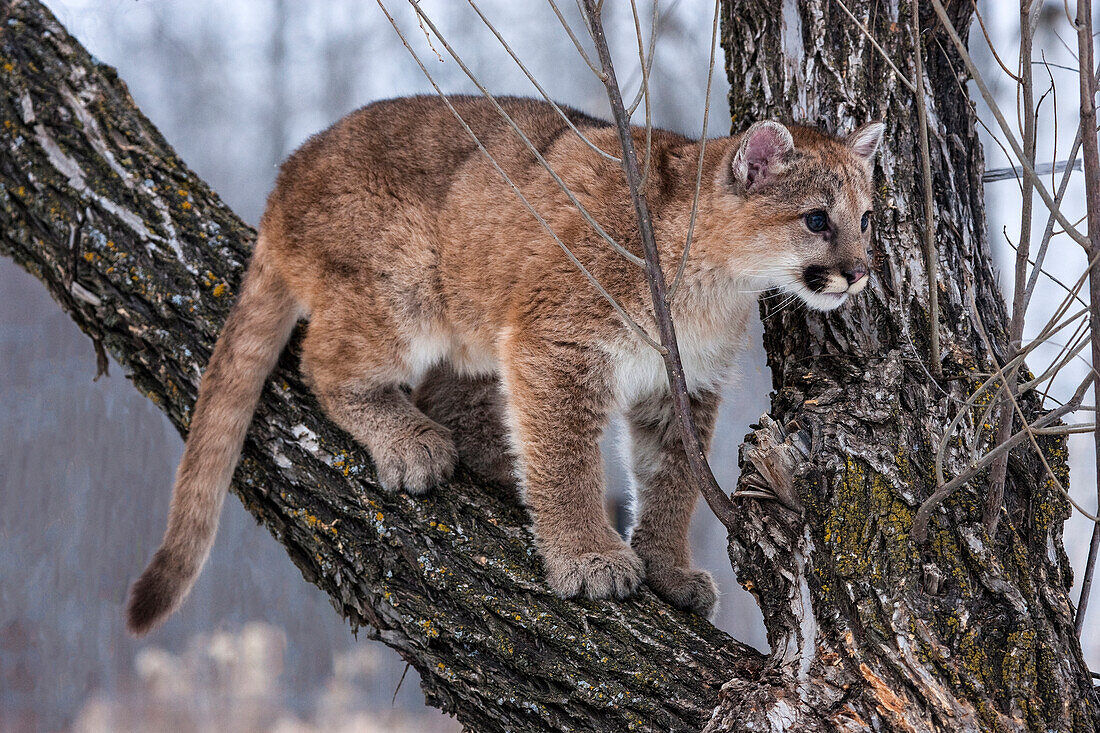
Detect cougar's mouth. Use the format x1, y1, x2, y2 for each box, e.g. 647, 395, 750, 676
801, 265, 849, 294
792, 264, 868, 311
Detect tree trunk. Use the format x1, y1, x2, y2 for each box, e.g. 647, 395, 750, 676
712, 0, 1099, 730
0, 3, 760, 731
1, 0, 1097, 730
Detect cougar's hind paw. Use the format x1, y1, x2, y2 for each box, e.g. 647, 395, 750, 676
543, 544, 646, 600
372, 421, 457, 495
645, 565, 718, 617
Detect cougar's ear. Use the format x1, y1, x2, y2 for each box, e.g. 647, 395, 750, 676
729, 121, 795, 193
846, 121, 885, 165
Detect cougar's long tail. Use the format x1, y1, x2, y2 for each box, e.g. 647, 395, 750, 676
127, 236, 300, 635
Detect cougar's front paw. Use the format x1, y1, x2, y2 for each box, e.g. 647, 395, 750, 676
543, 543, 645, 600
372, 422, 457, 495
645, 565, 718, 617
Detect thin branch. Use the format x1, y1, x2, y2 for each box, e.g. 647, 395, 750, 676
973, 0, 1022, 83
626, 0, 655, 187
1032, 424, 1096, 435
465, 0, 621, 163
625, 0, 659, 116
920, 244, 1100, 545
1075, 0, 1100, 637
933, 298, 1092, 512
668, 0, 719, 303
928, 0, 1091, 247
580, 0, 736, 527
1053, 211, 1092, 234
375, 0, 663, 352
412, 4, 445, 63
982, 158, 1082, 181
1033, 60, 1085, 73
545, 0, 603, 77
406, 1, 646, 267
1020, 321, 1091, 395
967, 287, 1099, 528
1022, 126, 1086, 310
1040, 51, 1059, 193
912, 0, 942, 378
960, 65, 1030, 197
986, 0, 1040, 536
1053, 24, 1081, 63
913, 371, 1093, 543
391, 663, 411, 705
1002, 225, 1090, 310
835, 0, 918, 93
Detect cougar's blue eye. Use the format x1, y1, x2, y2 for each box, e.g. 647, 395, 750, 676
805, 210, 828, 233
861, 211, 870, 232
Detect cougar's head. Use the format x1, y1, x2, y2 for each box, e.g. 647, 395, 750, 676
722, 119, 885, 311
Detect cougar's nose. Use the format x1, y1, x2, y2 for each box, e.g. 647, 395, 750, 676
843, 262, 867, 285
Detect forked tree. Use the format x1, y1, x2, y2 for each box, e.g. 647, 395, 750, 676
0, 0, 1096, 730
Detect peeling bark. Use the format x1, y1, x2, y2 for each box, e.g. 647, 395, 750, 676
714, 0, 1099, 730
0, 3, 762, 731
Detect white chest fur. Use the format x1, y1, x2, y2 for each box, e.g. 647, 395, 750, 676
604, 289, 756, 406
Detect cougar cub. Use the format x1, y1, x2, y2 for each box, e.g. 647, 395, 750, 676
127, 95, 882, 634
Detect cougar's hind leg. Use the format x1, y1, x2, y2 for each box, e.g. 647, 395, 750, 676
625, 390, 721, 616
302, 314, 456, 494
413, 365, 517, 487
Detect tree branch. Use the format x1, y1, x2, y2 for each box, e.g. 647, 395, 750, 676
1075, 0, 1100, 635
0, 3, 763, 730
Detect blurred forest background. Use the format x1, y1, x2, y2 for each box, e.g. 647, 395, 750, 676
0, 0, 1096, 730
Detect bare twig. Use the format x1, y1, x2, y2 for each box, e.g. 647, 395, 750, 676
1039, 51, 1059, 193
625, 0, 659, 116
967, 287, 1098, 528
545, 0, 603, 77
938, 303, 1086, 479
1033, 60, 1085, 73
912, 0, 942, 378
835, 0, 918, 93
913, 371, 1092, 543
579, 0, 736, 527
982, 157, 1082, 181
1075, 0, 1100, 636
1002, 224, 1090, 310
931, 281, 1094, 528
1021, 127, 1086, 310
916, 378, 1093, 539
974, 0, 1022, 83
407, 3, 647, 267
929, 0, 1090, 247
1032, 423, 1096, 435
668, 0, 719, 303
1021, 321, 1091, 395
626, 0, 655, 186
465, 0, 621, 163
414, 12, 444, 62
985, 0, 1040, 537
391, 662, 411, 705
920, 238, 1100, 545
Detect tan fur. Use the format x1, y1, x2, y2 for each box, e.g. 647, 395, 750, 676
127, 95, 883, 634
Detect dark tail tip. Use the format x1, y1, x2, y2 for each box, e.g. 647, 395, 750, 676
126, 550, 187, 636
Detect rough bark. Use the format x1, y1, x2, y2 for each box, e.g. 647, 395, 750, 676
0, 3, 763, 731
712, 0, 1099, 730
4, 0, 1098, 730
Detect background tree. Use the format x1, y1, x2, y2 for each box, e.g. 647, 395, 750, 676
1, 1, 1097, 732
